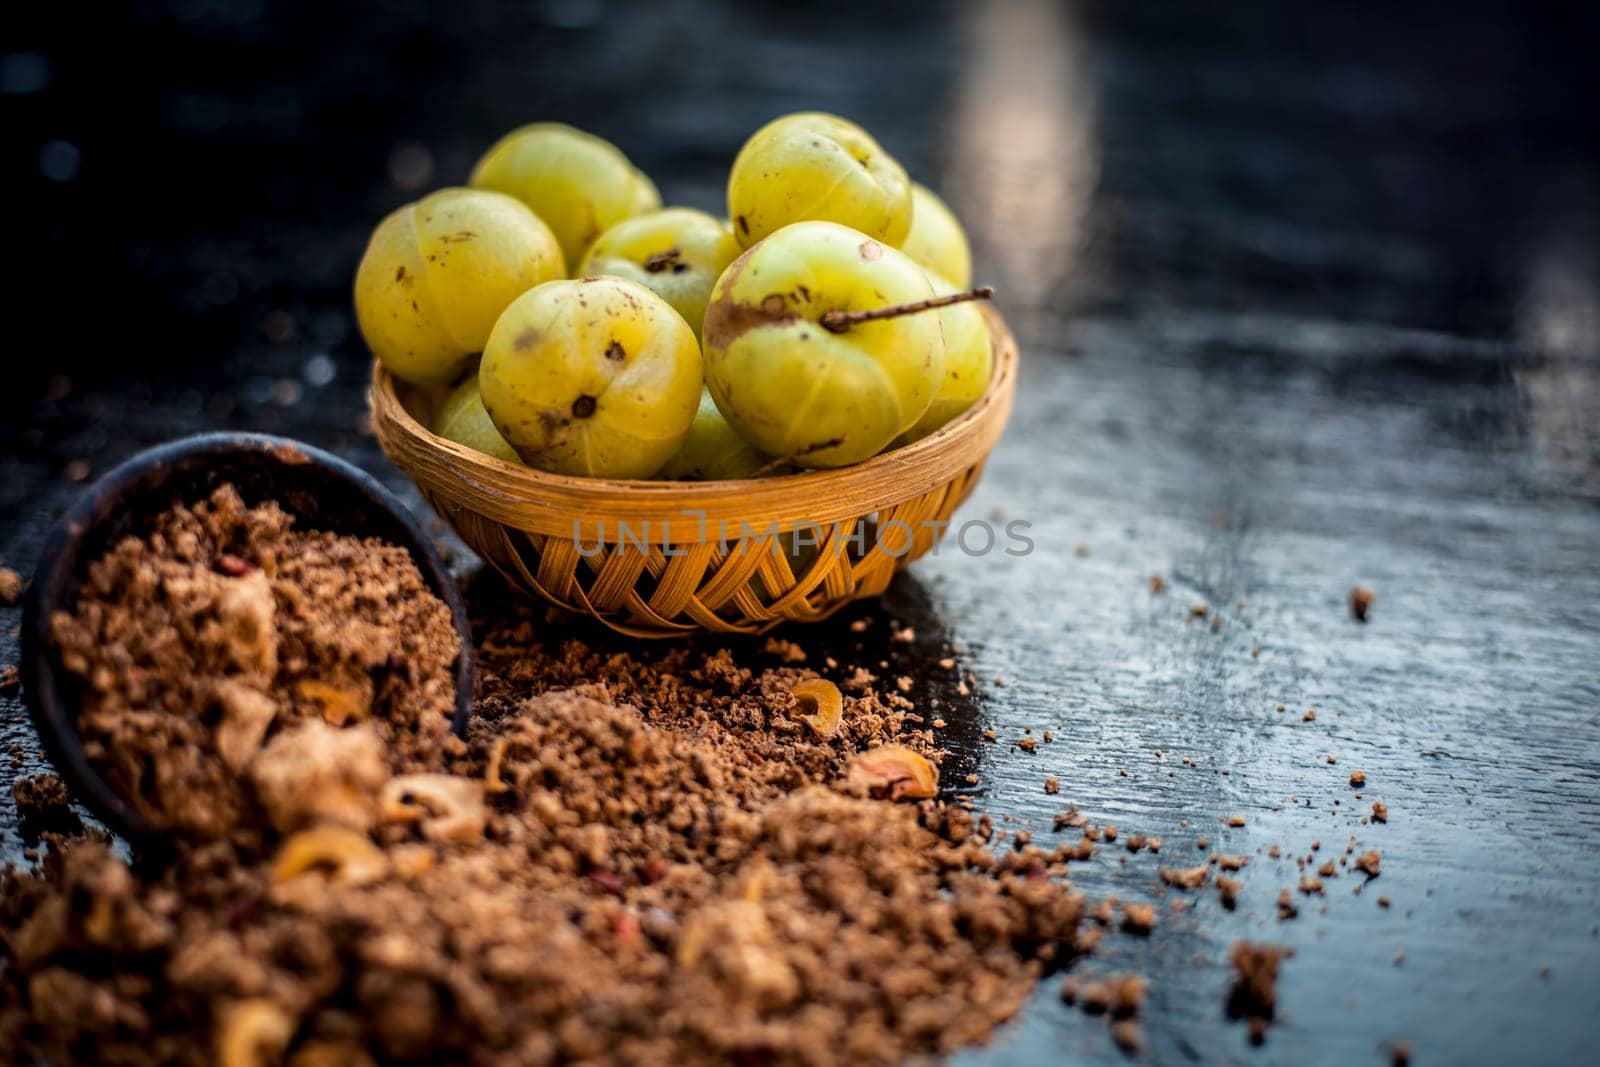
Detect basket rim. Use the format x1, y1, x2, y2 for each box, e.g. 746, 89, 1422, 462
370, 306, 1018, 538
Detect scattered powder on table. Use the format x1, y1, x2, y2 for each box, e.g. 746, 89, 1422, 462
0, 511, 1091, 1065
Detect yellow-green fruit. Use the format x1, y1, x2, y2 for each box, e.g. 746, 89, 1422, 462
897, 274, 994, 444
901, 184, 973, 289
579, 209, 740, 341
355, 187, 565, 386
702, 221, 944, 469
480, 277, 701, 478
432, 375, 522, 464
657, 389, 768, 481
469, 123, 659, 268
727, 112, 913, 249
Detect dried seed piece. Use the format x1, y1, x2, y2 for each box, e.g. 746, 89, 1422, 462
381, 774, 487, 841
295, 678, 369, 726
1227, 815, 1246, 827
1372, 801, 1389, 823
1160, 865, 1208, 890
1349, 770, 1367, 788
1354, 850, 1382, 878
212, 679, 278, 774
271, 827, 388, 887
216, 998, 295, 1067
1044, 777, 1060, 795
845, 745, 938, 801
483, 738, 512, 794
790, 678, 844, 737
1016, 737, 1037, 753
1218, 854, 1249, 871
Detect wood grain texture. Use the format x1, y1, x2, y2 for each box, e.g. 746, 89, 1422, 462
1, 0, 1597, 1063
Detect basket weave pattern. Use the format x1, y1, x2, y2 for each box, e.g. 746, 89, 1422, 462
371, 310, 1017, 636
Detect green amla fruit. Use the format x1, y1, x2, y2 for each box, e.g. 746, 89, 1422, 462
727, 112, 913, 249
431, 374, 522, 464
470, 122, 660, 268
657, 389, 769, 481
702, 220, 947, 469
579, 208, 740, 341
900, 184, 973, 289
896, 272, 995, 444
479, 277, 701, 479
355, 187, 564, 386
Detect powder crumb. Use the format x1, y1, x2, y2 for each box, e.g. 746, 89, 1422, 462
1218, 854, 1249, 871
1354, 850, 1382, 878
1226, 942, 1291, 1043
1276, 888, 1299, 920
1350, 584, 1376, 621
1111, 1019, 1144, 1054
1124, 833, 1146, 853
1217, 874, 1242, 910
1190, 602, 1209, 618
1016, 736, 1037, 753
1349, 770, 1367, 788
1044, 777, 1060, 795
1227, 815, 1247, 828
1121, 903, 1157, 935
1303, 710, 1317, 722
762, 636, 807, 663
1148, 574, 1164, 594
0, 566, 23, 605
1372, 801, 1389, 823
0, 664, 18, 696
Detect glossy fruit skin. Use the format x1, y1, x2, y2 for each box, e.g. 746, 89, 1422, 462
901, 184, 973, 289
727, 113, 913, 250
702, 221, 944, 469
657, 389, 768, 481
432, 374, 522, 464
579, 209, 740, 341
896, 273, 994, 444
356, 188, 564, 387
479, 277, 701, 479
469, 123, 659, 268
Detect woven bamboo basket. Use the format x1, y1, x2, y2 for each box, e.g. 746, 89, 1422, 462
370, 307, 1017, 637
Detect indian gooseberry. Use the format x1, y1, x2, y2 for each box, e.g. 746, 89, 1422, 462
469, 123, 660, 267
479, 277, 701, 479
431, 374, 522, 464
578, 209, 740, 341
896, 272, 995, 444
703, 220, 986, 469
727, 112, 913, 249
657, 389, 769, 481
355, 187, 564, 386
900, 184, 973, 289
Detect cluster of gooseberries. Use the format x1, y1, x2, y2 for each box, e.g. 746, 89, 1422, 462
356, 114, 995, 480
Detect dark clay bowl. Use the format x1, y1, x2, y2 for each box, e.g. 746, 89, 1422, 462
19, 433, 474, 847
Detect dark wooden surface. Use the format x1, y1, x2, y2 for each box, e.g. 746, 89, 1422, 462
3, 2, 1599, 1062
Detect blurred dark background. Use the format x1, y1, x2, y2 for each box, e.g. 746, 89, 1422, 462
3, 0, 1598, 502
3, 3, 1600, 1061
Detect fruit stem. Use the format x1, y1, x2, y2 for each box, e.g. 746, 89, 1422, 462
820, 286, 994, 333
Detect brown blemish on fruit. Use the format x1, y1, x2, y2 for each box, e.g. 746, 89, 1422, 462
762, 294, 786, 315
605, 341, 626, 362
394, 265, 406, 282
644, 247, 682, 273
571, 395, 597, 418
702, 265, 799, 351
737, 215, 749, 235
858, 240, 883, 261
514, 328, 541, 351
